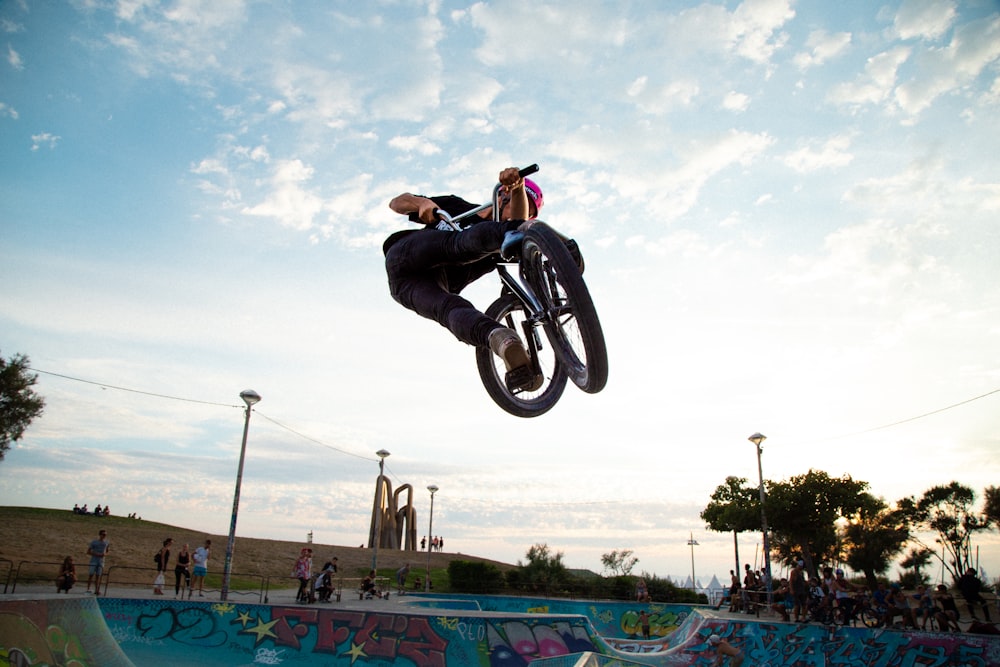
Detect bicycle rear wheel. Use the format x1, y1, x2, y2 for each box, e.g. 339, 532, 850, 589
476, 292, 568, 418
860, 607, 882, 628
520, 223, 608, 394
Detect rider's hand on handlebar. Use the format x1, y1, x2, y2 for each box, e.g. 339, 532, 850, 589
417, 198, 440, 225
498, 167, 524, 193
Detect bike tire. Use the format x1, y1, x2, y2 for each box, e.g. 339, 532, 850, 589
860, 607, 882, 628
520, 223, 608, 394
475, 292, 568, 418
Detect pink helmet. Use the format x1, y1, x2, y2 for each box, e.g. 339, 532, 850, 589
524, 178, 544, 219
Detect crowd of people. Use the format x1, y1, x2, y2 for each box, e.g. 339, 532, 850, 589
53, 528, 213, 598
717, 561, 996, 634
72, 503, 111, 516
420, 536, 445, 551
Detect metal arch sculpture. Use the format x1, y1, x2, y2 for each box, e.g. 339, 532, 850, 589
368, 475, 418, 552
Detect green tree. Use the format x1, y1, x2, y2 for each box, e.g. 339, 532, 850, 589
841, 494, 910, 589
984, 486, 1000, 527
0, 352, 45, 461
700, 476, 760, 578
910, 482, 990, 583
766, 470, 870, 577
601, 549, 638, 577
516, 543, 568, 593
898, 546, 934, 588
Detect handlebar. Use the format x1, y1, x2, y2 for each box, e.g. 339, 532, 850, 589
434, 164, 539, 231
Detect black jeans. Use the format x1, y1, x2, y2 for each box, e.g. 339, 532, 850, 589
174, 566, 190, 595
385, 221, 518, 347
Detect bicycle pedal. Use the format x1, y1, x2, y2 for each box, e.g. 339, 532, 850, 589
505, 366, 542, 394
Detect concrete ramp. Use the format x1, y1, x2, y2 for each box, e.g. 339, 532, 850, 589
4, 593, 1000, 666
0, 595, 135, 666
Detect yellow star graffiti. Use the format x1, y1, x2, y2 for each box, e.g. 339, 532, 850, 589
235, 610, 254, 627
210, 602, 235, 616
343, 640, 368, 664
241, 616, 279, 645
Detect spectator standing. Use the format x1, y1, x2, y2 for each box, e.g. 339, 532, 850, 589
190, 539, 211, 598
396, 563, 411, 594
789, 560, 807, 622
294, 548, 313, 603
957, 568, 992, 622
56, 556, 76, 593
86, 529, 109, 595
638, 610, 651, 639
174, 543, 191, 598
153, 538, 172, 595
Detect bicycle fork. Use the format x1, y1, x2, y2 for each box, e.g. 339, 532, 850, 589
496, 264, 547, 380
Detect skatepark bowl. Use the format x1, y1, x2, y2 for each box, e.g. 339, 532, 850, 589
2, 588, 999, 666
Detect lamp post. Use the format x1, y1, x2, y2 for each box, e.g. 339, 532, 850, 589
687, 532, 699, 594
749, 432, 773, 610
425, 484, 438, 592
370, 449, 391, 573
221, 389, 261, 602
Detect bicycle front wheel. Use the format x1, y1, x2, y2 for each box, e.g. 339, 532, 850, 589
520, 223, 608, 394
476, 292, 568, 418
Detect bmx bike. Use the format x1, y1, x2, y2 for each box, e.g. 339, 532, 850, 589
435, 164, 608, 417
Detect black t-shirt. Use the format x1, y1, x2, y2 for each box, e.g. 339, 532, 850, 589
382, 194, 481, 256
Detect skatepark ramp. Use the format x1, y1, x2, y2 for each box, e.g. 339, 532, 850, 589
3, 593, 1000, 665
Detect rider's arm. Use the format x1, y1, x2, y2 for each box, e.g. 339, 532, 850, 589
389, 193, 440, 225
498, 167, 530, 220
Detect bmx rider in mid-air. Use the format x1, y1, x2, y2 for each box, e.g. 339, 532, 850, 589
383, 166, 545, 393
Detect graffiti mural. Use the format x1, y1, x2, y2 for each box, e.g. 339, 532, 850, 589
5, 595, 1000, 666
0, 598, 134, 667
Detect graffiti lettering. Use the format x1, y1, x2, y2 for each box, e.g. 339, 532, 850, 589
136, 606, 228, 647
255, 607, 448, 665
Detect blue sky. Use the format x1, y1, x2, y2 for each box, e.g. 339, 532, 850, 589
2, 0, 1000, 585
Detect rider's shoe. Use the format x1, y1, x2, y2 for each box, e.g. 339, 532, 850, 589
489, 327, 543, 393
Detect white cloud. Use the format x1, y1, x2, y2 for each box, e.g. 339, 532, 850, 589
793, 29, 851, 70
0, 101, 17, 119
827, 46, 911, 108
722, 91, 751, 112
782, 135, 854, 173
30, 132, 60, 151
894, 15, 1000, 115
241, 159, 325, 231
894, 0, 957, 40
7, 43, 23, 70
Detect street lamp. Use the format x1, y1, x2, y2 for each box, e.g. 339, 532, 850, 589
221, 389, 261, 602
370, 449, 391, 573
425, 484, 438, 592
749, 432, 773, 611
687, 532, 699, 594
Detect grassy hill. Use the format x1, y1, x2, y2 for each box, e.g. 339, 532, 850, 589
0, 506, 513, 592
